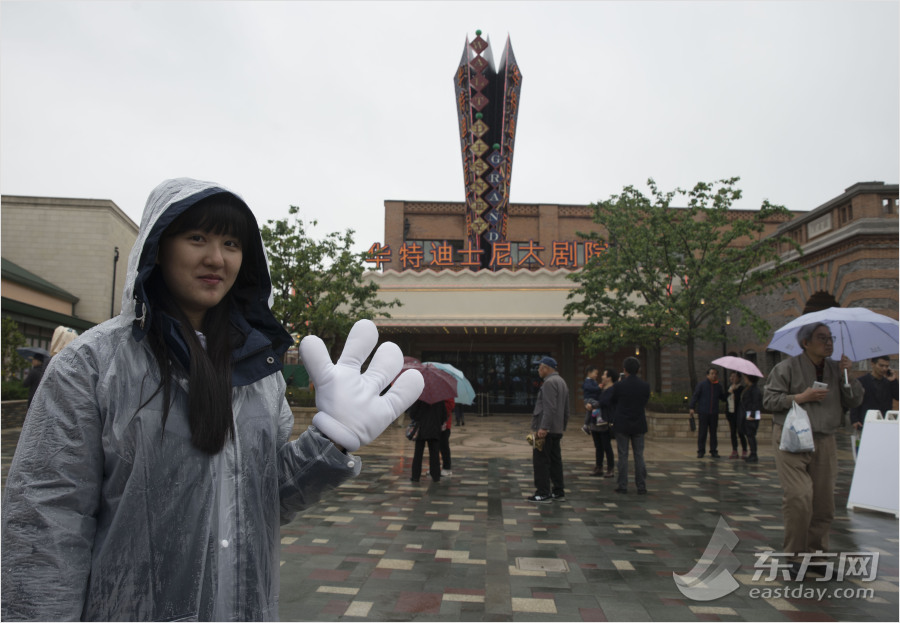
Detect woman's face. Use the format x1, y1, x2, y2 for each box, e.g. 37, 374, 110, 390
157, 228, 243, 330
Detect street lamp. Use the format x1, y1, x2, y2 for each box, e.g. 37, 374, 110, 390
721, 310, 731, 356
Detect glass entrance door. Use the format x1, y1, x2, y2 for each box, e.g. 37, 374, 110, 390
421, 350, 550, 414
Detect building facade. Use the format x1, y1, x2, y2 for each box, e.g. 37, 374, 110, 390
1, 195, 138, 352
365, 183, 899, 413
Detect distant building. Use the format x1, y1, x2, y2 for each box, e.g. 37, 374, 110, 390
737, 181, 899, 375
363, 182, 898, 409
1, 195, 138, 353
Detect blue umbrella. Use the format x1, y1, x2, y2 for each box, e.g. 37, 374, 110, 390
424, 362, 476, 405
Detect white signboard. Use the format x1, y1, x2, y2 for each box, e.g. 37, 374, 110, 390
847, 411, 899, 517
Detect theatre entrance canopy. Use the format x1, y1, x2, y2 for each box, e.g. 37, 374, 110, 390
364, 268, 634, 414
366, 267, 594, 336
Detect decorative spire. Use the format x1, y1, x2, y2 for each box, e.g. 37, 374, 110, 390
453, 31, 522, 269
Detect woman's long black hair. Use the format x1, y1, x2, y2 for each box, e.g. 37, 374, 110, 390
141, 192, 258, 454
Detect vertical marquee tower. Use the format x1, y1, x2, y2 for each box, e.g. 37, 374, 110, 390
454, 30, 522, 269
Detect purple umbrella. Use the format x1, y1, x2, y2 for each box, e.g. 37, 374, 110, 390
399, 357, 457, 405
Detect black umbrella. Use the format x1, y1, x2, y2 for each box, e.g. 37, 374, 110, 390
16, 346, 50, 361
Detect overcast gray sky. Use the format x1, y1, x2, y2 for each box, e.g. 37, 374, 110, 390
2, 1, 898, 254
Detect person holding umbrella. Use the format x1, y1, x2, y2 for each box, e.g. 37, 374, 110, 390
408, 399, 445, 483
725, 371, 747, 459
763, 321, 863, 578
712, 356, 764, 460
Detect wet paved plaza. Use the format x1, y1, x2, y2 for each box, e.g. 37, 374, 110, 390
2, 413, 897, 621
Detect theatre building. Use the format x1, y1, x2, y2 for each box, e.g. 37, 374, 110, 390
360, 31, 899, 414
362, 185, 897, 415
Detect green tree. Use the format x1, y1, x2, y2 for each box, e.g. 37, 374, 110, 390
261, 206, 400, 359
2, 317, 28, 381
564, 177, 802, 391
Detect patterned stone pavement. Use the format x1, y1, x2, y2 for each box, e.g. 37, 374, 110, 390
2, 413, 897, 621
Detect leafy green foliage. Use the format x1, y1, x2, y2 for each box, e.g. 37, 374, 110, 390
565, 177, 802, 389
2, 318, 28, 381
261, 206, 401, 358
2, 379, 28, 400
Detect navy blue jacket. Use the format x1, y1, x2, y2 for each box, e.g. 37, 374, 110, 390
690, 379, 726, 416
582, 377, 602, 403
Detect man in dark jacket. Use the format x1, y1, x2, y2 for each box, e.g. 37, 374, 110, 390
690, 367, 726, 458
850, 356, 898, 429
408, 399, 445, 483
604, 357, 650, 494
528, 357, 569, 503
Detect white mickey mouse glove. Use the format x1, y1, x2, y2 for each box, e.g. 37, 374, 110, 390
299, 319, 424, 452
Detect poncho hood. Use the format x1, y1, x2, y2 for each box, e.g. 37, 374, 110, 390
123, 177, 292, 364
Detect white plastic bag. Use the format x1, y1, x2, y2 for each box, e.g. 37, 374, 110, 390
779, 401, 815, 453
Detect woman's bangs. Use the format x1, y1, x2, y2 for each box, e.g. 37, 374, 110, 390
170, 193, 251, 244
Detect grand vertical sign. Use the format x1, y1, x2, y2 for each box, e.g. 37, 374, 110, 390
454, 30, 522, 269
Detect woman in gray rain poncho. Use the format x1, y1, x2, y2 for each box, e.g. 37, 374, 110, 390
1, 178, 423, 621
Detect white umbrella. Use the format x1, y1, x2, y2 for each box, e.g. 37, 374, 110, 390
768, 307, 899, 360
711, 356, 763, 378
768, 307, 899, 385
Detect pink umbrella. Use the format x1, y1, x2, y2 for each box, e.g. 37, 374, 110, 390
398, 357, 457, 405
712, 356, 763, 378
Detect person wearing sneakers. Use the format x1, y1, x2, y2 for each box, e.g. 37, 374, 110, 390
527, 357, 569, 503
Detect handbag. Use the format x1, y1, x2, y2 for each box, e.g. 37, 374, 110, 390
689, 414, 696, 432
405, 421, 419, 441
779, 401, 815, 453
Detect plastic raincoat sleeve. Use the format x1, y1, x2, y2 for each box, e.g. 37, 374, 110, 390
277, 420, 362, 524
1, 348, 104, 621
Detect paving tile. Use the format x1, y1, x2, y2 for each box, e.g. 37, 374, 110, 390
3, 415, 897, 621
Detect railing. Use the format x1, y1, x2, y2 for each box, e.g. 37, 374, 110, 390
477, 392, 491, 417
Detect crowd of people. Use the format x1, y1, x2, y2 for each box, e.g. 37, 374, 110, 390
518, 327, 894, 582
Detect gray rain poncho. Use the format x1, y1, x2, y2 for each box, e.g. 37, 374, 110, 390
1, 178, 361, 621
